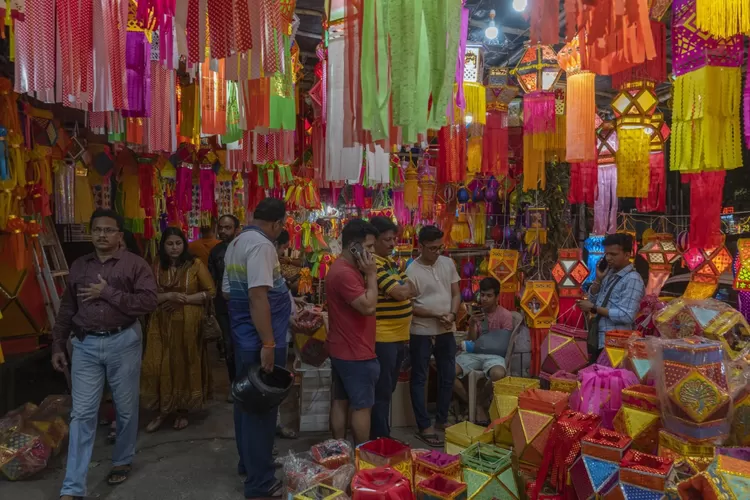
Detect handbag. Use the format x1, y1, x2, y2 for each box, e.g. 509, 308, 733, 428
200, 300, 223, 343
586, 274, 623, 354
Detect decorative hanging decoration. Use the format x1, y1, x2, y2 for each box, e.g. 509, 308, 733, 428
682, 234, 732, 299
520, 281, 560, 377
686, 171, 726, 249
609, 21, 668, 90
637, 113, 670, 212
456, 45, 487, 126
524, 207, 548, 245
403, 164, 419, 210
558, 37, 596, 163
639, 233, 681, 296
696, 0, 750, 38
483, 67, 517, 176
583, 235, 605, 286
552, 249, 590, 298
488, 249, 520, 310
670, 0, 743, 173
733, 239, 750, 291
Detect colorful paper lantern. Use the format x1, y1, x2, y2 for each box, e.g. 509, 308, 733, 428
460, 443, 518, 500
523, 207, 548, 245
513, 45, 563, 96
657, 429, 716, 475
638, 233, 681, 296
356, 438, 412, 480
511, 389, 569, 468
613, 385, 662, 454
540, 324, 589, 377
352, 467, 413, 500
625, 337, 654, 384
596, 330, 643, 368
569, 429, 632, 500
416, 474, 468, 500
551, 248, 590, 298
444, 422, 494, 456
521, 281, 560, 377
681, 236, 732, 299
295, 485, 347, 500
603, 450, 674, 499
488, 249, 519, 292
583, 235, 605, 286
558, 37, 596, 163
676, 454, 750, 500
549, 370, 578, 393
414, 451, 462, 486
487, 378, 541, 448
733, 238, 750, 290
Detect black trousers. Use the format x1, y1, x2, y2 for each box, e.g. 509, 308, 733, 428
217, 313, 236, 383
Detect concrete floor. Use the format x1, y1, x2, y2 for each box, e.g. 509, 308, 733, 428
0, 356, 423, 499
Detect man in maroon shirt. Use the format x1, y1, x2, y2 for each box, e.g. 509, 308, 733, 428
51, 209, 157, 499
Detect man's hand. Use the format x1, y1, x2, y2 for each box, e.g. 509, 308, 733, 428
577, 299, 595, 314
51, 352, 68, 373
172, 293, 188, 304
405, 279, 417, 297
439, 313, 455, 329
260, 346, 275, 372
595, 263, 609, 283
355, 250, 377, 276
78, 275, 108, 302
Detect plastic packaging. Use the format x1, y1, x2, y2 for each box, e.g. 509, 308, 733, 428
293, 307, 328, 367
311, 439, 353, 470
569, 365, 639, 429
281, 450, 355, 497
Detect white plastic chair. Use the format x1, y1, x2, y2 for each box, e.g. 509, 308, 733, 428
467, 312, 525, 423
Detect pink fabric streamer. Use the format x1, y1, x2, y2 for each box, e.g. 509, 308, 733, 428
57, 0, 94, 108
745, 70, 750, 149
570, 365, 639, 429
148, 62, 173, 152
523, 92, 557, 134
175, 165, 194, 213
568, 160, 598, 205
13, 0, 56, 95
352, 184, 366, 209
199, 168, 216, 214
636, 153, 665, 213
122, 32, 152, 118
453, 7, 470, 111
594, 164, 617, 234
392, 190, 408, 226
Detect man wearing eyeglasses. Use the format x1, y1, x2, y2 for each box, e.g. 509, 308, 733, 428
405, 226, 460, 448
51, 208, 158, 499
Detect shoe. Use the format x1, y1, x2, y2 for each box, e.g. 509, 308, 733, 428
246, 479, 283, 499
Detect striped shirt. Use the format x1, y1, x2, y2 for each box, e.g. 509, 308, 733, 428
375, 255, 413, 342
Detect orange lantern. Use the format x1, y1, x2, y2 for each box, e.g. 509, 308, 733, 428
521, 281, 560, 376
488, 249, 519, 310
558, 37, 596, 163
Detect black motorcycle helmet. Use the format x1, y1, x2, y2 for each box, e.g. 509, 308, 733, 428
232, 364, 294, 414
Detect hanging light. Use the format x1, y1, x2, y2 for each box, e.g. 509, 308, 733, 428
485, 10, 499, 40
513, 0, 528, 13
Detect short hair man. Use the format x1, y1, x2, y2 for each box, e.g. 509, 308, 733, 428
368, 216, 416, 439
52, 209, 158, 499
325, 218, 380, 445
577, 233, 645, 362
406, 225, 460, 448
189, 222, 221, 267
454, 277, 514, 423
223, 198, 289, 498
208, 214, 241, 387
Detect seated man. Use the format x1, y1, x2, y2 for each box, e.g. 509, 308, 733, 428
454, 277, 514, 424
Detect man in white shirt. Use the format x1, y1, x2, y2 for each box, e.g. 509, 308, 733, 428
405, 226, 460, 448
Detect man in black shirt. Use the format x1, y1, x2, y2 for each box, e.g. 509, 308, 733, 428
208, 214, 241, 389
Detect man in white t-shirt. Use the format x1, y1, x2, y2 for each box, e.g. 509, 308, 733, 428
405, 226, 460, 448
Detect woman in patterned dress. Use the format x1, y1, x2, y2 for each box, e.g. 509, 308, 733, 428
141, 227, 215, 431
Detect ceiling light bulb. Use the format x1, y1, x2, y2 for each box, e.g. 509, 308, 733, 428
485, 9, 499, 40
512, 0, 527, 12
465, 114, 474, 124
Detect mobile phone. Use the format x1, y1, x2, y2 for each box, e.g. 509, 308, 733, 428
598, 258, 608, 272
350, 242, 365, 257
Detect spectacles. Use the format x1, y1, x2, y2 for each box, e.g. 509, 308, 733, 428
92, 227, 120, 235
425, 245, 445, 253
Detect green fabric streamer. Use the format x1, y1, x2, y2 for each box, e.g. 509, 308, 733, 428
360, 0, 390, 142
222, 82, 243, 144
424, 0, 462, 130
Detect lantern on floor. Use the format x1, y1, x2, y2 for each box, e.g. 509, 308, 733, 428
416, 474, 468, 500
513, 44, 563, 191
459, 443, 517, 500
524, 207, 548, 245
681, 236, 732, 299
569, 429, 632, 500
639, 233, 681, 295
626, 338, 655, 384
521, 281, 559, 376
352, 467, 412, 500
596, 330, 643, 368
511, 389, 569, 468
558, 37, 596, 163
483, 67, 517, 176
356, 438, 412, 479
612, 81, 657, 198
583, 235, 605, 286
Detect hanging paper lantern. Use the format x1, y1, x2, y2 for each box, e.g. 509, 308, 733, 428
552, 249, 590, 298
485, 177, 499, 202
521, 281, 560, 377
456, 45, 487, 126
524, 207, 548, 245
456, 185, 471, 204
471, 183, 484, 202
676, 231, 689, 253
681, 235, 732, 299
462, 286, 475, 303
488, 249, 520, 309
583, 235, 605, 286
639, 233, 681, 296
462, 260, 475, 278
483, 68, 517, 176
734, 239, 750, 290
558, 37, 596, 163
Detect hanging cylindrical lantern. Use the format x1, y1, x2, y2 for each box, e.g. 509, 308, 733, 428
457, 45, 487, 126
552, 248, 591, 327
483, 67, 518, 176
558, 37, 596, 163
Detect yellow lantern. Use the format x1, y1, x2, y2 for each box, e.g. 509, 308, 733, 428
521, 281, 560, 377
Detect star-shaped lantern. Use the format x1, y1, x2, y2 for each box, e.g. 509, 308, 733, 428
639, 233, 681, 296
552, 249, 590, 298
682, 235, 732, 299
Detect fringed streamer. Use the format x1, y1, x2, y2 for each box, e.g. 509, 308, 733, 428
343, 5, 365, 147
696, 0, 750, 38
687, 170, 725, 248
453, 7, 469, 110
670, 66, 742, 172
437, 125, 466, 183
523, 92, 556, 134
537, 114, 566, 160
207, 0, 232, 60
200, 59, 226, 135
482, 110, 509, 175
138, 161, 156, 239
242, 78, 270, 131
57, 0, 94, 108
126, 118, 145, 144
523, 133, 546, 191
404, 169, 419, 210
610, 21, 667, 89
454, 82, 487, 125
470, 203, 486, 245
568, 160, 598, 205
122, 31, 152, 118
148, 61, 175, 152
233, 0, 252, 53
594, 164, 618, 234
199, 167, 216, 220
222, 81, 242, 144
360, 0, 390, 142
185, 0, 200, 64
530, 0, 560, 45
392, 190, 408, 226
744, 68, 750, 148
616, 127, 650, 198
13, 0, 55, 95
175, 164, 193, 213
636, 153, 666, 212
352, 184, 366, 209
565, 72, 596, 163
467, 136, 482, 174
253, 131, 294, 165
425, 0, 463, 130
260, 0, 282, 74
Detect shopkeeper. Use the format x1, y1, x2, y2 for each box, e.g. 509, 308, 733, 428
576, 233, 645, 362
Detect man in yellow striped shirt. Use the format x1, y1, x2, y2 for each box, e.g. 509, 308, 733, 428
369, 217, 417, 439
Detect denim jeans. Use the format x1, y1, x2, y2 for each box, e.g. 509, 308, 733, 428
217, 313, 236, 383
60, 323, 143, 497
409, 333, 457, 431
371, 341, 407, 439
234, 347, 287, 498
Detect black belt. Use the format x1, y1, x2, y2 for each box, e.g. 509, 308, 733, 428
74, 323, 132, 339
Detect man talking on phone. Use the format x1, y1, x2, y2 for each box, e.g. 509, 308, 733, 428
576, 233, 644, 363
326, 219, 381, 445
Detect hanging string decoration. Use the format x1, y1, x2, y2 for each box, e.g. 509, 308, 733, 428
558, 37, 596, 163
639, 233, 681, 296
670, 0, 744, 173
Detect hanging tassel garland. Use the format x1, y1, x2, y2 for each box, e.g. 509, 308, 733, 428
482, 110, 509, 175
565, 72, 596, 163
696, 0, 750, 38
616, 128, 651, 198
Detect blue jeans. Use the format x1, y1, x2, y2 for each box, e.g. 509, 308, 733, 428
409, 333, 456, 431
61, 324, 143, 497
234, 347, 287, 498
371, 341, 407, 439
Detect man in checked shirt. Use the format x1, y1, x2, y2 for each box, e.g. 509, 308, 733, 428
51, 209, 158, 499
577, 233, 645, 363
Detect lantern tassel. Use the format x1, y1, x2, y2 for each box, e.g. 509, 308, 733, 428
565, 72, 596, 163
696, 0, 750, 38
616, 127, 651, 198
523, 91, 556, 134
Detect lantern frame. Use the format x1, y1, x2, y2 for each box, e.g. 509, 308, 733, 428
596, 121, 619, 165
647, 113, 671, 152
639, 233, 680, 272
486, 66, 519, 111
512, 44, 563, 94
520, 280, 560, 329
682, 244, 732, 284
552, 248, 591, 298
464, 45, 484, 84
612, 80, 658, 129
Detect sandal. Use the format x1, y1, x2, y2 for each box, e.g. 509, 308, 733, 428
173, 416, 189, 430
106, 465, 131, 486
414, 431, 444, 448
276, 425, 298, 440
146, 415, 167, 433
